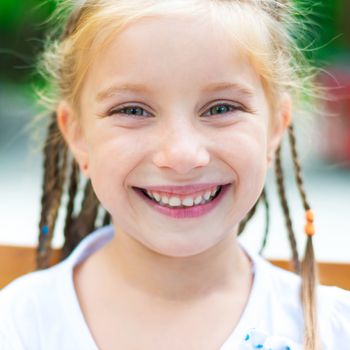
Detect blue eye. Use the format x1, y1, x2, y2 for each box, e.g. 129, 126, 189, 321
108, 102, 244, 119
110, 105, 150, 118
203, 103, 243, 117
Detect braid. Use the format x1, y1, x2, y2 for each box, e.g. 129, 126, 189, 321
237, 190, 266, 236
259, 188, 270, 255
64, 159, 79, 233
238, 198, 258, 236
237, 187, 271, 255
301, 236, 318, 349
288, 125, 310, 211
75, 180, 100, 238
61, 159, 80, 259
61, 180, 100, 259
103, 210, 112, 226
37, 113, 68, 270
287, 124, 319, 350
274, 143, 301, 274
36, 5, 89, 268
36, 114, 102, 265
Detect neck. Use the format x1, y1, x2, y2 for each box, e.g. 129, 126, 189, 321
95, 224, 253, 303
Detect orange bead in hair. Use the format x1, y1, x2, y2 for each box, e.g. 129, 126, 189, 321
305, 209, 314, 223
305, 222, 315, 236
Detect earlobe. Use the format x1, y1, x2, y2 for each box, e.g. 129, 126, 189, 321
267, 93, 292, 168
56, 101, 90, 177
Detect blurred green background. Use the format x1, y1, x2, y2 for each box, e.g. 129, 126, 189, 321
1, 1, 349, 83
0, 0, 56, 83
0, 1, 349, 260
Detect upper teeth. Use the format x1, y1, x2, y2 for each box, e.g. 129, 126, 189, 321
146, 186, 221, 207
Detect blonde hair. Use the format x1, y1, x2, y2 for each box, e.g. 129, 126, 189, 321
39, 0, 314, 112
36, 1, 320, 349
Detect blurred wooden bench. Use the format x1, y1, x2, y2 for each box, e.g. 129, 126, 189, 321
0, 245, 61, 289
0, 245, 349, 290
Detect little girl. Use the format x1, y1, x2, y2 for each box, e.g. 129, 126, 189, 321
1, 0, 349, 349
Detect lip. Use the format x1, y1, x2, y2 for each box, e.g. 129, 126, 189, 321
133, 183, 231, 219
135, 182, 231, 195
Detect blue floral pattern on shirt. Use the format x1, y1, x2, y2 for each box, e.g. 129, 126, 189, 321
241, 328, 302, 350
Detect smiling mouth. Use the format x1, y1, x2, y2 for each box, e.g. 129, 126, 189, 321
133, 185, 224, 209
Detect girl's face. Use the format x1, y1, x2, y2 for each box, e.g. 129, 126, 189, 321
58, 15, 289, 257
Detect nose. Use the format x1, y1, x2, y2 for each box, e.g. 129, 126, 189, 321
152, 120, 210, 174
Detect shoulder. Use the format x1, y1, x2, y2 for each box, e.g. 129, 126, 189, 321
0, 263, 67, 349
254, 255, 302, 298
255, 258, 305, 329
0, 227, 114, 349
0, 225, 114, 307
317, 284, 350, 345
260, 258, 350, 313
318, 283, 350, 309
261, 259, 350, 345
0, 262, 65, 305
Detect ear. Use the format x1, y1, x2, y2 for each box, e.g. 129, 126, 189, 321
267, 93, 292, 168
56, 101, 90, 177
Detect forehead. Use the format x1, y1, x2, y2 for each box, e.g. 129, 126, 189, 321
83, 14, 265, 99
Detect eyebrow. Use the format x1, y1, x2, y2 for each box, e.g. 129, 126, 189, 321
201, 82, 255, 96
95, 81, 255, 102
96, 83, 152, 101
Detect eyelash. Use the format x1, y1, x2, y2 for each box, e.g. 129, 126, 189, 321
107, 102, 247, 119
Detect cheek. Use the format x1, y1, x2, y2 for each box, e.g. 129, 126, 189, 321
87, 124, 147, 173
219, 122, 268, 195
219, 122, 268, 166
85, 130, 146, 209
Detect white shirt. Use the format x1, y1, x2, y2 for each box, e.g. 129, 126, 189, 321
0, 225, 349, 350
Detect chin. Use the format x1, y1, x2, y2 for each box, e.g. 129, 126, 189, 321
139, 232, 224, 258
